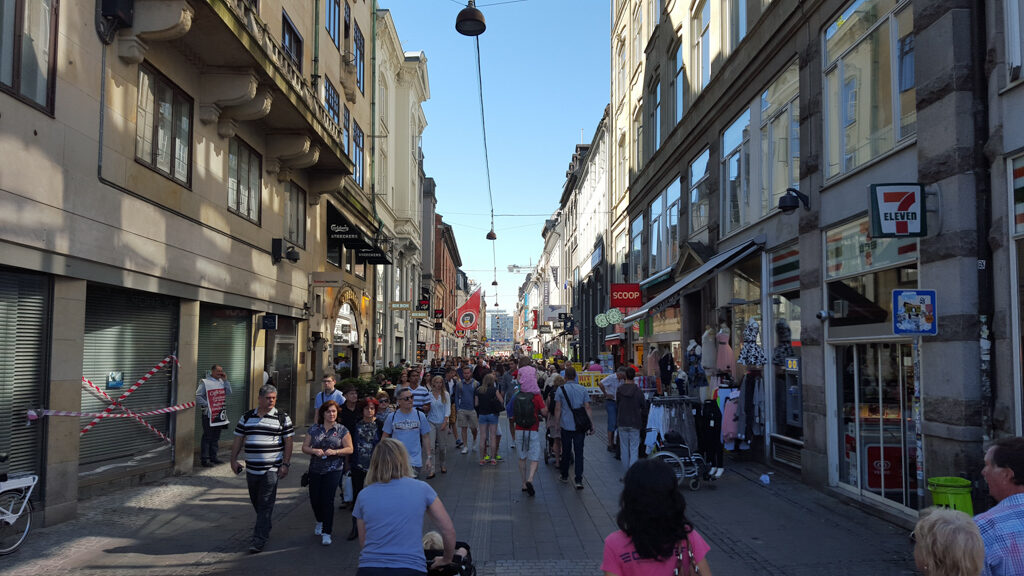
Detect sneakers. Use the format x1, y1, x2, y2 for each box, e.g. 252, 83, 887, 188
525, 481, 535, 496
321, 534, 332, 546
558, 475, 569, 484
248, 541, 263, 553
314, 522, 323, 536
574, 480, 584, 490
455, 439, 464, 448
510, 443, 516, 449
461, 446, 469, 455
200, 460, 214, 468
483, 455, 491, 462
494, 454, 502, 462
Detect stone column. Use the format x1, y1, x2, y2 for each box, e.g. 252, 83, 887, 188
44, 278, 86, 525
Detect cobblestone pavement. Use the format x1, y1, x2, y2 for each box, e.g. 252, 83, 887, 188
1, 405, 916, 575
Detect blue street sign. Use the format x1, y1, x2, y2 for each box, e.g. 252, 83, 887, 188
892, 290, 937, 336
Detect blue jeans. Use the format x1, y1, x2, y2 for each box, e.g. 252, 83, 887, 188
308, 469, 342, 535
606, 400, 618, 433
619, 427, 640, 477
560, 429, 585, 482
246, 470, 279, 547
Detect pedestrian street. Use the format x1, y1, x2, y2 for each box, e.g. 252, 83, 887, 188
2, 404, 916, 576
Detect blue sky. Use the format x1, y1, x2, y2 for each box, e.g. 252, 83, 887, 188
379, 0, 610, 309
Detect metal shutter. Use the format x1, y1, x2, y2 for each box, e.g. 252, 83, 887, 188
0, 270, 49, 475
196, 305, 251, 442
80, 286, 178, 467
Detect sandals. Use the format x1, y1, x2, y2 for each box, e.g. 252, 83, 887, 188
479, 459, 488, 466
441, 467, 447, 474
425, 474, 436, 479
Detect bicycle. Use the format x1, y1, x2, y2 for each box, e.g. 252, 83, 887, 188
0, 452, 38, 555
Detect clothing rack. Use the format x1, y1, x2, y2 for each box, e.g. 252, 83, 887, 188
650, 395, 701, 405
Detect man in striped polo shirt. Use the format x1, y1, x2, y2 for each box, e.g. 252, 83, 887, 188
407, 366, 432, 415
230, 384, 294, 553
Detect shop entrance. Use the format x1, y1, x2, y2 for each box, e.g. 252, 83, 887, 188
834, 342, 919, 510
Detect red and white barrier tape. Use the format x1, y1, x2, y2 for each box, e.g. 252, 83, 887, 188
28, 402, 196, 420
78, 355, 179, 443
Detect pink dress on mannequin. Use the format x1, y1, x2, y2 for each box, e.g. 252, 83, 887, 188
716, 330, 734, 374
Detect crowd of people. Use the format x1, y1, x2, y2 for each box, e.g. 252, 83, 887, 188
214, 356, 1024, 576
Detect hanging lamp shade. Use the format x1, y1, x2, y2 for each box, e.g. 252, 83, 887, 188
456, 1, 486, 36
486, 228, 497, 240
492, 280, 498, 286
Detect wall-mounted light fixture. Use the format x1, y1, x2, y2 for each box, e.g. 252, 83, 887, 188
778, 187, 810, 214
272, 238, 300, 264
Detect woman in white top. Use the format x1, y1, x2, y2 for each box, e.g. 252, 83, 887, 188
425, 375, 451, 477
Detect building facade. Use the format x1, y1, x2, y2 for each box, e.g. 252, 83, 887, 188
612, 0, 1022, 521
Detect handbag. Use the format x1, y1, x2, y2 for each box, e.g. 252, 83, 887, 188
673, 533, 701, 576
300, 471, 309, 487
560, 386, 592, 434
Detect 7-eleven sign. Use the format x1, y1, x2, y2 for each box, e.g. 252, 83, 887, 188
870, 184, 927, 238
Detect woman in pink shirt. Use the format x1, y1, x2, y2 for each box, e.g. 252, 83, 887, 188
602, 459, 713, 576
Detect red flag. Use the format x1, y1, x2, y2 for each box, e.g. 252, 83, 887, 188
456, 289, 481, 331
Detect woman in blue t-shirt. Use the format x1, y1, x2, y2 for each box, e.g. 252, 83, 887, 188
300, 401, 353, 545
353, 438, 456, 575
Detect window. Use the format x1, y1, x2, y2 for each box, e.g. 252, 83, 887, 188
616, 140, 627, 202
326, 0, 340, 47
136, 65, 192, 186
648, 0, 659, 38
721, 110, 751, 233
726, 0, 747, 53
761, 62, 800, 218
689, 149, 710, 232
228, 138, 261, 223
615, 231, 628, 282
616, 41, 626, 101
630, 217, 643, 281
0, 0, 57, 110
353, 120, 364, 186
632, 6, 642, 67
354, 22, 364, 93
674, 43, 684, 124
325, 79, 340, 124
649, 179, 681, 273
282, 11, 302, 71
1012, 154, 1024, 235
633, 105, 643, 175
649, 79, 661, 153
693, 1, 711, 92
342, 105, 350, 153
284, 181, 306, 248
1008, 0, 1023, 80
824, 0, 914, 178
344, 1, 351, 40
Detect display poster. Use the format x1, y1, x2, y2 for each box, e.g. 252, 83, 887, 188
203, 377, 229, 428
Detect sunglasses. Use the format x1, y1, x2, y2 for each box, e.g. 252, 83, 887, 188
399, 396, 413, 401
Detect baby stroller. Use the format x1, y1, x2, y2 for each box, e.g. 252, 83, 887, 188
647, 396, 713, 491
543, 419, 557, 465
425, 539, 476, 576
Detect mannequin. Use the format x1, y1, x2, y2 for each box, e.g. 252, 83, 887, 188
737, 317, 768, 367
772, 319, 795, 366
715, 323, 733, 375
701, 326, 717, 371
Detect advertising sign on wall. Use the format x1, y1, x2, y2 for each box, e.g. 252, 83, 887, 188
610, 283, 643, 308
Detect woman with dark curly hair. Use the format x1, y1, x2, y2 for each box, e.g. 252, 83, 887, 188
602, 459, 713, 576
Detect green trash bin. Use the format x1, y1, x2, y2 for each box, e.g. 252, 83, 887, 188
927, 476, 974, 515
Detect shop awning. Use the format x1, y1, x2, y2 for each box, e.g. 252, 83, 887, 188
623, 240, 763, 323
327, 203, 373, 250
604, 332, 625, 342
355, 244, 393, 265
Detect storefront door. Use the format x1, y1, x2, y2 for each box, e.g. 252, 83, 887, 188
834, 342, 919, 510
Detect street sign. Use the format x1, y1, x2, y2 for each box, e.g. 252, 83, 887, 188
411, 310, 429, 319
558, 312, 568, 321
893, 290, 937, 335
416, 298, 430, 311
539, 325, 552, 334
390, 301, 412, 310
433, 309, 444, 319
610, 283, 643, 307
429, 343, 439, 351
433, 322, 443, 330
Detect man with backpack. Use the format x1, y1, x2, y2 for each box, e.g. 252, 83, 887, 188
553, 366, 594, 490
512, 370, 548, 496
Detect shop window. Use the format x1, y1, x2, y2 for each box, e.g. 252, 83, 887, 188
689, 149, 710, 233
228, 137, 261, 224
136, 64, 192, 187
0, 0, 58, 111
284, 181, 306, 248
824, 0, 914, 178
282, 11, 302, 71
